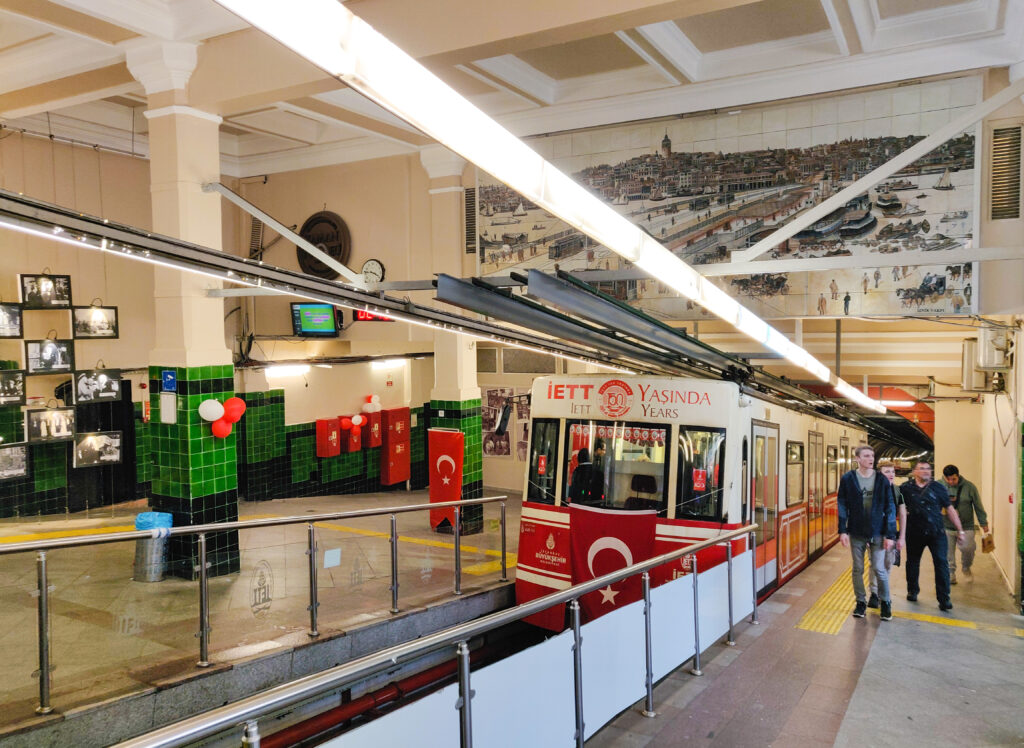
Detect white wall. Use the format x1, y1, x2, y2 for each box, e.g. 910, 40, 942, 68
933, 401, 983, 477
978, 392, 1020, 599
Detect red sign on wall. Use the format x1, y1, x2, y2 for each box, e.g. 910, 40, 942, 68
381, 407, 411, 485
692, 469, 707, 492
538, 455, 547, 475
316, 417, 341, 457
365, 411, 382, 448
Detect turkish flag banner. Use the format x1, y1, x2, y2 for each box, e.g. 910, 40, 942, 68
569, 505, 656, 622
428, 428, 464, 529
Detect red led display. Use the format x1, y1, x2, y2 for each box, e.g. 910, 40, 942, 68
354, 310, 393, 322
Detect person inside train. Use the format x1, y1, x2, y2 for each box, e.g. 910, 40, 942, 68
568, 447, 597, 505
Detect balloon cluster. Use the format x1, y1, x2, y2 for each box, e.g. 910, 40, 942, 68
198, 396, 247, 438
340, 413, 366, 438
362, 394, 382, 414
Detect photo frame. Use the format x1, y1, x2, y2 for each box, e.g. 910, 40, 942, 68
25, 407, 75, 443
74, 369, 121, 404
19, 274, 72, 309
73, 431, 122, 468
0, 444, 29, 480
25, 339, 74, 374
72, 306, 119, 339
0, 303, 23, 338
0, 370, 26, 406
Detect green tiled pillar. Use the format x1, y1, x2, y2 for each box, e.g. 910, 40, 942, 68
429, 398, 483, 534
148, 364, 239, 579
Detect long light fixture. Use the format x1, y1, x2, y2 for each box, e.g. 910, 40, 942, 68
212, 0, 883, 413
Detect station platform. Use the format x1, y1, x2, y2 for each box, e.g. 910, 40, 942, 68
0, 491, 519, 741
591, 541, 1024, 747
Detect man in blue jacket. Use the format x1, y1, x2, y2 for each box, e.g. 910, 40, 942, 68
838, 445, 897, 621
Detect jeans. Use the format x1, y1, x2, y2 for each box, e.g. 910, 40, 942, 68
851, 536, 889, 603
868, 546, 897, 595
906, 528, 950, 602
946, 529, 976, 574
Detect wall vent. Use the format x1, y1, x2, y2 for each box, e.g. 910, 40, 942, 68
464, 187, 477, 254
990, 126, 1021, 220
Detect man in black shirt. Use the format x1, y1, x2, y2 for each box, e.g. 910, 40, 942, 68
901, 461, 966, 611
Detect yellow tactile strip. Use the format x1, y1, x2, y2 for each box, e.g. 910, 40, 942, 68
795, 564, 861, 635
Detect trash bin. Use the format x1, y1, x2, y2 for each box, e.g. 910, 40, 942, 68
133, 512, 173, 582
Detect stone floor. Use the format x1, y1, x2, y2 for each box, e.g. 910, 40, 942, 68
0, 490, 520, 730
590, 542, 1024, 747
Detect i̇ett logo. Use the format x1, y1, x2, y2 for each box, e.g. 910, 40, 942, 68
598, 379, 634, 419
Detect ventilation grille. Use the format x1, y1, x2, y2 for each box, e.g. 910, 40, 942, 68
464, 187, 477, 254
248, 217, 264, 259
990, 126, 1021, 220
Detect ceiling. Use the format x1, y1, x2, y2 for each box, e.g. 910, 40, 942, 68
0, 0, 1018, 391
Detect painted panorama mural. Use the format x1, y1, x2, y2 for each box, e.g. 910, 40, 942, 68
476, 76, 981, 318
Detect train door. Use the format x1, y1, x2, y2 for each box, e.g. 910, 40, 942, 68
751, 421, 779, 595
808, 431, 824, 557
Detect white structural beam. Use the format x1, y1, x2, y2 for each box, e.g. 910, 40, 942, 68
614, 30, 684, 85
819, 0, 850, 56
730, 75, 1024, 264
634, 21, 703, 82
471, 55, 558, 105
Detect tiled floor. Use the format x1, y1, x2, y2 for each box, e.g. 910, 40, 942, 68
591, 543, 1023, 747
0, 490, 519, 730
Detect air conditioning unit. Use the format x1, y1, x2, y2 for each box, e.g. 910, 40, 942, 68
976, 328, 1009, 371
962, 339, 992, 392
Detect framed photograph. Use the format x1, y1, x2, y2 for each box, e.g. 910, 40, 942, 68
25, 339, 74, 374
19, 274, 72, 309
0, 303, 23, 338
72, 306, 118, 339
25, 407, 75, 443
73, 431, 122, 468
0, 444, 28, 480
74, 369, 121, 404
0, 370, 26, 405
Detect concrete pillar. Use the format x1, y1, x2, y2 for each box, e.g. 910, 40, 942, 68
127, 39, 239, 577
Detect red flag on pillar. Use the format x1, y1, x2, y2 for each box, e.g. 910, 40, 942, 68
569, 505, 656, 622
428, 428, 464, 529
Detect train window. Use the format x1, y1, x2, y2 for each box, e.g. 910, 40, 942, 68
526, 418, 559, 504
564, 420, 669, 512
826, 445, 838, 494
786, 441, 805, 506
676, 427, 726, 521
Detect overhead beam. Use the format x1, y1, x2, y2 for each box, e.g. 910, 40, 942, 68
730, 75, 1024, 263
469, 56, 558, 105
818, 0, 859, 56
0, 63, 136, 119
0, 0, 136, 44
634, 21, 703, 82
280, 97, 432, 147
614, 29, 686, 85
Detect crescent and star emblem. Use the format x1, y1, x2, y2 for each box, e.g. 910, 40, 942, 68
587, 536, 633, 606
435, 454, 456, 485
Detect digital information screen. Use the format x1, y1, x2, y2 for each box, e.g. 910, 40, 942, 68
291, 303, 340, 337
353, 310, 394, 322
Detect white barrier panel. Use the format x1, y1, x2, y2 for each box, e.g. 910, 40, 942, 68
472, 629, 576, 747
327, 682, 459, 747
580, 597, 646, 740
651, 573, 695, 681
696, 560, 731, 647
731, 550, 754, 622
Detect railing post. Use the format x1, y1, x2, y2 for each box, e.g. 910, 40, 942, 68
641, 571, 657, 718
453, 506, 462, 596
725, 541, 735, 646
456, 640, 473, 748
499, 502, 508, 582
197, 532, 211, 668
690, 553, 702, 676
35, 550, 53, 715
570, 599, 584, 748
749, 531, 759, 624
306, 523, 320, 638
241, 719, 261, 747
389, 514, 400, 614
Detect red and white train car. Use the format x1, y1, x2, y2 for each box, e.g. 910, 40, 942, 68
516, 375, 866, 628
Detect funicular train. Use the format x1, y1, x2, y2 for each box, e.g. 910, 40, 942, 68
516, 374, 867, 629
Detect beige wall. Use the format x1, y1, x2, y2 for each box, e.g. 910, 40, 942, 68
932, 401, 983, 478
978, 392, 1020, 598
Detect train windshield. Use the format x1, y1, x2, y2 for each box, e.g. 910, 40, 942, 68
676, 427, 726, 521
526, 418, 560, 504
564, 420, 669, 512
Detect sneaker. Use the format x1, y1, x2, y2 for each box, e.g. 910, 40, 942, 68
939, 599, 953, 611
853, 601, 867, 618
950, 574, 957, 585
906, 593, 918, 602
962, 568, 973, 579
867, 593, 879, 609
880, 601, 892, 621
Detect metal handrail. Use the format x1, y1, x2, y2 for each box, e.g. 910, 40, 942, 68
9, 495, 510, 715
115, 523, 758, 748
0, 496, 509, 555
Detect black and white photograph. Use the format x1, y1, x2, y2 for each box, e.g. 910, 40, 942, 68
74, 369, 121, 404
0, 444, 28, 480
74, 431, 122, 468
26, 407, 75, 442
72, 306, 119, 339
25, 339, 74, 374
0, 303, 23, 338
0, 370, 26, 406
19, 274, 72, 309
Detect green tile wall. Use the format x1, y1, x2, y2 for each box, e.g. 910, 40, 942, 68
33, 444, 67, 492
429, 398, 483, 486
